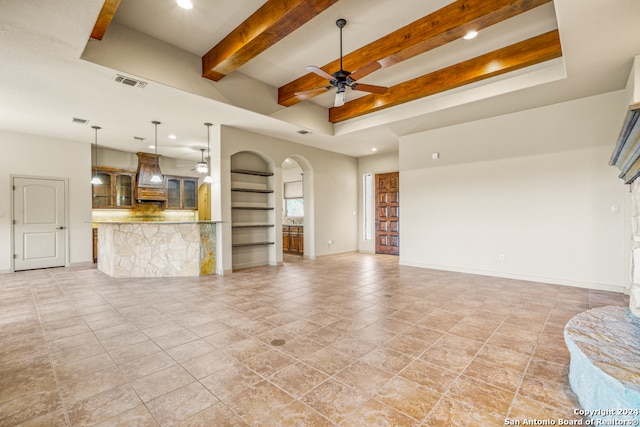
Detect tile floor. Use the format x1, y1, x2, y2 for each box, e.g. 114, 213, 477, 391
0, 253, 629, 426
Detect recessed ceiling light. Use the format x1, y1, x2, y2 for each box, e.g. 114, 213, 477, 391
149, 145, 155, 149
168, 134, 176, 140
371, 147, 378, 152
463, 30, 478, 40
177, 0, 193, 9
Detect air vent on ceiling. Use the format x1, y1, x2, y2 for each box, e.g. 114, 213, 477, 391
72, 117, 89, 125
114, 74, 148, 88
297, 129, 311, 135
133, 136, 145, 142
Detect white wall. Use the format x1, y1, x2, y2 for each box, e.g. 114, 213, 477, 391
218, 126, 358, 272
399, 91, 630, 292
358, 152, 399, 253
0, 130, 93, 272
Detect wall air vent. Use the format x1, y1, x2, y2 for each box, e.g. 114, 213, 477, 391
72, 117, 89, 125
114, 74, 148, 88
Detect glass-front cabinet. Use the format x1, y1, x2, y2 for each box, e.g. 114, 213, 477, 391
91, 172, 112, 208
115, 174, 133, 207
165, 176, 198, 210
92, 168, 135, 209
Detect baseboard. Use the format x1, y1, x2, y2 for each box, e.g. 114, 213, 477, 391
69, 261, 95, 268
0, 269, 12, 275
315, 250, 358, 258
399, 259, 627, 294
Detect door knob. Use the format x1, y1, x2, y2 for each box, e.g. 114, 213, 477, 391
56, 226, 66, 230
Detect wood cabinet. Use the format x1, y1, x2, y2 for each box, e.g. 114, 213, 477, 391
165, 176, 198, 210
93, 228, 98, 263
282, 225, 303, 255
92, 168, 135, 209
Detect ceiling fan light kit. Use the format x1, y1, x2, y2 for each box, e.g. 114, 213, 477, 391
298, 18, 388, 108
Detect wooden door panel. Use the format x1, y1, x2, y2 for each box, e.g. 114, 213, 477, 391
375, 172, 400, 256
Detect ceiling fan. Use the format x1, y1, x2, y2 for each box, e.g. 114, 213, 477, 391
297, 18, 388, 108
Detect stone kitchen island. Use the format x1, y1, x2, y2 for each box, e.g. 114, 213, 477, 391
97, 221, 218, 278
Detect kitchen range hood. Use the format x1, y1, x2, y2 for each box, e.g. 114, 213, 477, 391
135, 152, 167, 202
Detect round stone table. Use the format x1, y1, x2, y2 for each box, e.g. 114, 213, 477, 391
564, 305, 640, 424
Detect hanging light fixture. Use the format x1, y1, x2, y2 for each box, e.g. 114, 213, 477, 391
90, 125, 102, 185
196, 149, 208, 174
204, 122, 213, 184
150, 120, 163, 184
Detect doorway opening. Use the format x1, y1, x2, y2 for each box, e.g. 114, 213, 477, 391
282, 158, 304, 256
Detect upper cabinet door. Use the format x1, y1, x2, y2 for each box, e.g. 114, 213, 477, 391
92, 172, 112, 208
183, 179, 197, 209
167, 178, 181, 209
115, 174, 134, 208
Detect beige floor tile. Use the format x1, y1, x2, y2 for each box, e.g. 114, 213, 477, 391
268, 361, 330, 399
131, 365, 195, 402
145, 382, 218, 426
0, 254, 630, 426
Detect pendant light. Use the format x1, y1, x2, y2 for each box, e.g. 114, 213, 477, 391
90, 126, 102, 185
196, 149, 208, 173
150, 120, 163, 184
204, 122, 213, 184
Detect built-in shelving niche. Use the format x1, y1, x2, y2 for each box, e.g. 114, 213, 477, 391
230, 152, 275, 270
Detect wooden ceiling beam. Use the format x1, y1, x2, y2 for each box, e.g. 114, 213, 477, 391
202, 0, 340, 82
328, 30, 562, 123
278, 0, 552, 107
90, 0, 122, 41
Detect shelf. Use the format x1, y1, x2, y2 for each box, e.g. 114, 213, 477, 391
231, 169, 274, 177
232, 241, 275, 247
232, 224, 274, 228
231, 206, 274, 210
231, 188, 274, 193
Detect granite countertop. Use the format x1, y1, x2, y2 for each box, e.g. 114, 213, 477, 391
94, 221, 221, 225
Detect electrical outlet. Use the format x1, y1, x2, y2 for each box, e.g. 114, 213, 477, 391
499, 254, 505, 261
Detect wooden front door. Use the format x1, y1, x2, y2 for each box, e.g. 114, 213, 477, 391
13, 177, 67, 271
375, 172, 400, 255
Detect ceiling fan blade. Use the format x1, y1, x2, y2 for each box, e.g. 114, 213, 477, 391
295, 86, 330, 99
348, 61, 381, 81
306, 65, 335, 81
352, 83, 388, 94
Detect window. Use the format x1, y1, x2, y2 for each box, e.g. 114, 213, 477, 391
285, 198, 304, 217
364, 174, 373, 240
284, 180, 304, 217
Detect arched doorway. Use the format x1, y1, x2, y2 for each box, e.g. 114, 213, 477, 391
281, 155, 314, 260
282, 158, 304, 256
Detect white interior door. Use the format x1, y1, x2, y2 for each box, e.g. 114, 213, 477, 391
13, 177, 66, 271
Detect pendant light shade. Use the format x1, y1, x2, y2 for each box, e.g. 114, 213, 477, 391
150, 120, 163, 184
196, 149, 208, 174
204, 122, 213, 184
90, 126, 102, 185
